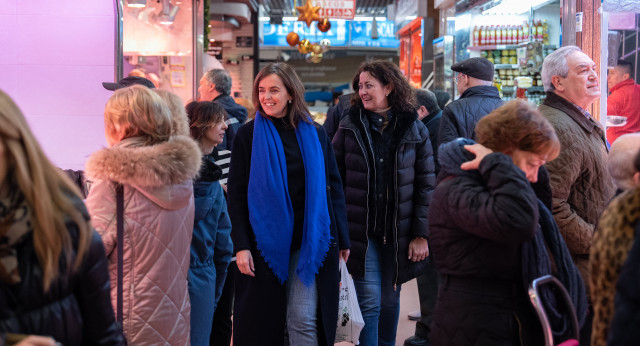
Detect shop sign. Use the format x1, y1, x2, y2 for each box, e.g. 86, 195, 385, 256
312, 0, 355, 20
260, 19, 399, 48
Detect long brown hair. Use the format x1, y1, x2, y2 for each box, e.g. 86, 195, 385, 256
0, 89, 91, 291
351, 60, 416, 114
252, 62, 311, 128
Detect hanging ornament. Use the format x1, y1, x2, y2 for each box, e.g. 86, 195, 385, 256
311, 52, 323, 63
297, 39, 312, 54
317, 18, 331, 32
296, 0, 321, 27
305, 53, 314, 63
320, 39, 331, 52
311, 43, 323, 55
286, 32, 300, 46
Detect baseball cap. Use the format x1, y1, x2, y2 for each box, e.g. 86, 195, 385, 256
102, 76, 155, 91
451, 57, 495, 82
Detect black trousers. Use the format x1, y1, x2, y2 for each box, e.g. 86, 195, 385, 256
414, 257, 439, 340
210, 261, 236, 346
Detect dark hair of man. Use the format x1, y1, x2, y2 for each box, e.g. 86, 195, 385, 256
617, 59, 633, 77
252, 62, 312, 129
415, 88, 441, 114
434, 90, 451, 110
476, 99, 560, 160
351, 60, 416, 114
204, 69, 232, 96
186, 101, 227, 141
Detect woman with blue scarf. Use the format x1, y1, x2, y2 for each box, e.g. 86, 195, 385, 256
429, 100, 587, 346
227, 62, 350, 346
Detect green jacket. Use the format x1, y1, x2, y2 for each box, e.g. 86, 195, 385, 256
538, 92, 616, 288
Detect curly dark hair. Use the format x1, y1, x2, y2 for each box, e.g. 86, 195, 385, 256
351, 60, 416, 114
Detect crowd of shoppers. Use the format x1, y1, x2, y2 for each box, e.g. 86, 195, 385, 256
0, 47, 634, 346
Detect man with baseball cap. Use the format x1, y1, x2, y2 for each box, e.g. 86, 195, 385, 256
437, 57, 503, 148
102, 76, 155, 91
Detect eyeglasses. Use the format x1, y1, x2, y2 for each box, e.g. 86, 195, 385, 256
454, 73, 465, 84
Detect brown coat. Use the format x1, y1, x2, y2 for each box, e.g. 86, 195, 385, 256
85, 136, 202, 345
538, 92, 616, 290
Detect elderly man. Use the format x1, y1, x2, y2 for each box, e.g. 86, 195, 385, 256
198, 69, 247, 150
607, 59, 640, 144
437, 57, 503, 147
538, 46, 616, 341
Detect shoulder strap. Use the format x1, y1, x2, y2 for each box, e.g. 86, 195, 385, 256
116, 184, 124, 324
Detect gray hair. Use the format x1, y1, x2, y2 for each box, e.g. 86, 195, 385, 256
415, 89, 441, 114
608, 133, 640, 190
204, 69, 232, 95
541, 46, 582, 92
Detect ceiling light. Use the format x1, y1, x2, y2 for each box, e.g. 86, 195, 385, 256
159, 0, 179, 25
127, 0, 147, 7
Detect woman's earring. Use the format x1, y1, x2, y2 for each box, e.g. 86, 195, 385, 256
288, 100, 292, 104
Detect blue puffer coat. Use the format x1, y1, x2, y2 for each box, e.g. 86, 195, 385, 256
188, 156, 233, 346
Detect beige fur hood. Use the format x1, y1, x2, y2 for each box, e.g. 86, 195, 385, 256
85, 135, 202, 188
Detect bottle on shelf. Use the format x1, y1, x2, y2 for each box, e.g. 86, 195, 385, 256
536, 20, 543, 41
542, 19, 549, 45
522, 20, 530, 42
480, 26, 486, 45
473, 26, 479, 46
517, 25, 523, 44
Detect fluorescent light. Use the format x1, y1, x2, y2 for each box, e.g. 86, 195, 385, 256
405, 15, 417, 21
283, 16, 298, 21
259, 17, 270, 21
482, 0, 553, 14
127, 0, 146, 7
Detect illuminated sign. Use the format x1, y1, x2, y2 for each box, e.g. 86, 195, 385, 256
261, 19, 399, 48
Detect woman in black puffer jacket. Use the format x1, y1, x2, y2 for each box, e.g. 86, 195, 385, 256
332, 60, 436, 346
429, 100, 586, 346
0, 90, 125, 346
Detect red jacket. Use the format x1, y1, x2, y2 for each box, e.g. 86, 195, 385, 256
607, 78, 640, 144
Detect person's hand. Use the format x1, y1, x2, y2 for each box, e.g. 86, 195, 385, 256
408, 237, 429, 262
236, 250, 255, 277
340, 249, 350, 262
460, 144, 494, 171
220, 183, 227, 193
14, 335, 57, 346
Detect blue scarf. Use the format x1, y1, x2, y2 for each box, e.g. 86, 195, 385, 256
248, 112, 331, 286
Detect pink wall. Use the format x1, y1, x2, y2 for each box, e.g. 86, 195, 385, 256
0, 0, 115, 170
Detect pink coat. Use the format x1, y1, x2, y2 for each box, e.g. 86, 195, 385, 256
85, 136, 202, 345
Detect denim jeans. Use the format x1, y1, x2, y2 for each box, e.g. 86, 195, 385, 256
286, 250, 318, 346
353, 238, 402, 346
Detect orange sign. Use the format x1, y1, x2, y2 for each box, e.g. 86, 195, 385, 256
313, 0, 355, 20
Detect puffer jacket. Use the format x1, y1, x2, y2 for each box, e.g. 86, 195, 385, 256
0, 196, 125, 346
85, 135, 202, 346
332, 105, 436, 286
189, 156, 232, 346
538, 92, 616, 289
437, 85, 503, 146
429, 140, 540, 346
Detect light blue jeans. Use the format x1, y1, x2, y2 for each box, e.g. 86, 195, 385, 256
286, 249, 318, 346
353, 238, 402, 346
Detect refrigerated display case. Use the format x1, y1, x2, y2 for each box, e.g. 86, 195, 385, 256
398, 17, 424, 88
433, 35, 455, 99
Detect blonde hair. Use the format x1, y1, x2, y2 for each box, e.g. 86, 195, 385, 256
153, 89, 190, 137
0, 89, 90, 291
104, 85, 172, 145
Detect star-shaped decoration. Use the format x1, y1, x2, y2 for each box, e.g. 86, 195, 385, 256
296, 0, 321, 28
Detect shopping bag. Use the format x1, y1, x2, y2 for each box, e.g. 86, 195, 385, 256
335, 259, 365, 344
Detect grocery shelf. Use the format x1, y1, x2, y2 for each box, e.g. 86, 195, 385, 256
494, 64, 519, 69
468, 44, 557, 51
500, 86, 545, 93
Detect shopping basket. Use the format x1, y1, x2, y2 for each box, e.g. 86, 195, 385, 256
528, 275, 579, 346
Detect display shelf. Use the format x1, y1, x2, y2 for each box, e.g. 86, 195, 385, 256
494, 64, 519, 69
501, 86, 545, 93
468, 44, 557, 51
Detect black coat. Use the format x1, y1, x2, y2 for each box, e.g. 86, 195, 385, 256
227, 119, 350, 346
332, 105, 436, 286
0, 198, 125, 346
429, 144, 541, 346
437, 85, 503, 147
214, 94, 248, 151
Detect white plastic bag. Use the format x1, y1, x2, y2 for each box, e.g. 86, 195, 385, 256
335, 258, 365, 344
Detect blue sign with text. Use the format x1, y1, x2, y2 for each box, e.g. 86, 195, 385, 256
261, 19, 399, 48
